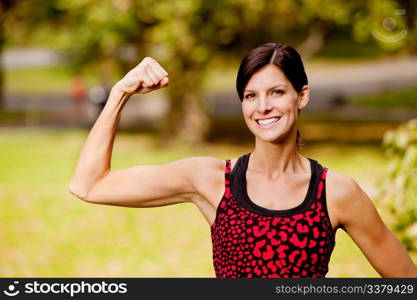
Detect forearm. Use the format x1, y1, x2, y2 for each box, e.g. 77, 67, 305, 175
379, 233, 417, 277
69, 86, 130, 198
365, 227, 417, 278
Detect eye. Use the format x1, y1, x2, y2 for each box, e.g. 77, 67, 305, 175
244, 93, 255, 99
272, 89, 284, 95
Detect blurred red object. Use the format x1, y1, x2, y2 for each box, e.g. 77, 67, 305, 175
71, 76, 87, 102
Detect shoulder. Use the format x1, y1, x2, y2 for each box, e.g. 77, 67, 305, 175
326, 169, 373, 228
326, 169, 362, 199
176, 156, 238, 210
170, 156, 226, 190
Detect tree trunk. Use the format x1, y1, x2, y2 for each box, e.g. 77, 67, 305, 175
159, 68, 209, 145
177, 88, 209, 144
297, 21, 328, 60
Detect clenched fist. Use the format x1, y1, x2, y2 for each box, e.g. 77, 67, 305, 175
114, 57, 169, 95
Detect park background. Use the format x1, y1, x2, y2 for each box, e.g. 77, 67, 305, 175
1, 0, 417, 277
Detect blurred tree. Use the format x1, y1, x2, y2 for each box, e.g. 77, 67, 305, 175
378, 119, 417, 252
290, 0, 414, 58
1, 0, 68, 109
0, 0, 21, 109
296, 0, 361, 59
3, 0, 415, 141
396, 0, 417, 52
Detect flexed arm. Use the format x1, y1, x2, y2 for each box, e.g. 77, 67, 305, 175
68, 57, 200, 207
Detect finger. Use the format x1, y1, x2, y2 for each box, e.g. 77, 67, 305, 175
159, 77, 169, 87
145, 67, 159, 85
150, 64, 166, 81
141, 71, 154, 88
151, 60, 168, 77
148, 62, 169, 88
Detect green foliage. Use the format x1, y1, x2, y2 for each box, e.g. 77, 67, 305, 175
4, 0, 417, 141
379, 118, 417, 252
353, 87, 417, 108
352, 0, 404, 49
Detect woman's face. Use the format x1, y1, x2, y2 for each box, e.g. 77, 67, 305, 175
241, 64, 309, 144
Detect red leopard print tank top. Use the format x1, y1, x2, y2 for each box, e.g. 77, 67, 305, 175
211, 153, 336, 278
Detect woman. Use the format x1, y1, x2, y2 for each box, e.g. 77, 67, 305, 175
69, 43, 417, 278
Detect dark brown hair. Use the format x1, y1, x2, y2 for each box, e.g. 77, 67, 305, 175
236, 43, 308, 148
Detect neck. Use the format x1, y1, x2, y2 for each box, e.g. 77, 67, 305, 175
250, 135, 307, 179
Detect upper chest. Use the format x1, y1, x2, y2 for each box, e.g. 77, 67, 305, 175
245, 170, 312, 211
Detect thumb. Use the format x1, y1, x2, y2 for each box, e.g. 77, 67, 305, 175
160, 77, 169, 87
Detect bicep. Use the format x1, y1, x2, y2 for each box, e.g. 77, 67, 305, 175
83, 159, 198, 207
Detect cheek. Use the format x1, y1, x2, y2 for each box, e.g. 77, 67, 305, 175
279, 95, 299, 112
241, 103, 253, 118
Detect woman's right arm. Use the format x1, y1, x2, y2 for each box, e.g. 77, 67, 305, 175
68, 57, 213, 208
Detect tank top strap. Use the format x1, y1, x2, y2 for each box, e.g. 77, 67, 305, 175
312, 162, 334, 239
315, 165, 328, 200
222, 159, 232, 199
224, 159, 231, 185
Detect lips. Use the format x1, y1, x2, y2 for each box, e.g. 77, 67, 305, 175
255, 117, 281, 127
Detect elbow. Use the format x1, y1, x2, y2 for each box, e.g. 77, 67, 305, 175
68, 180, 103, 204
68, 180, 90, 202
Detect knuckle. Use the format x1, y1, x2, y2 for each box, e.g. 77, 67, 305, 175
140, 57, 150, 67
135, 65, 144, 74
143, 57, 154, 63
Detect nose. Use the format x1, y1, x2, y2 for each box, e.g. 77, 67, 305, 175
257, 94, 272, 114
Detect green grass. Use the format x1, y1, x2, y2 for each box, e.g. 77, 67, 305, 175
353, 88, 417, 108
0, 128, 415, 277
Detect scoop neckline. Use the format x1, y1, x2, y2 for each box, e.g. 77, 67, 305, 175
236, 153, 317, 217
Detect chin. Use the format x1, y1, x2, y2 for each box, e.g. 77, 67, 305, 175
249, 129, 285, 144
250, 126, 294, 144
256, 134, 287, 144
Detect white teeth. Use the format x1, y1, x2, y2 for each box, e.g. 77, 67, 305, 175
257, 117, 280, 125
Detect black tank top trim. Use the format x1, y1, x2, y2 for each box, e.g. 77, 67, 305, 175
230, 153, 320, 217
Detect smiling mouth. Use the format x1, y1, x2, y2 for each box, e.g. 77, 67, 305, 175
255, 117, 281, 127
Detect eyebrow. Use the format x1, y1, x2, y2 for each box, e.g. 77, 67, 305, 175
244, 84, 288, 93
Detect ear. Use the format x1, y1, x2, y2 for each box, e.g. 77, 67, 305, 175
297, 85, 310, 110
